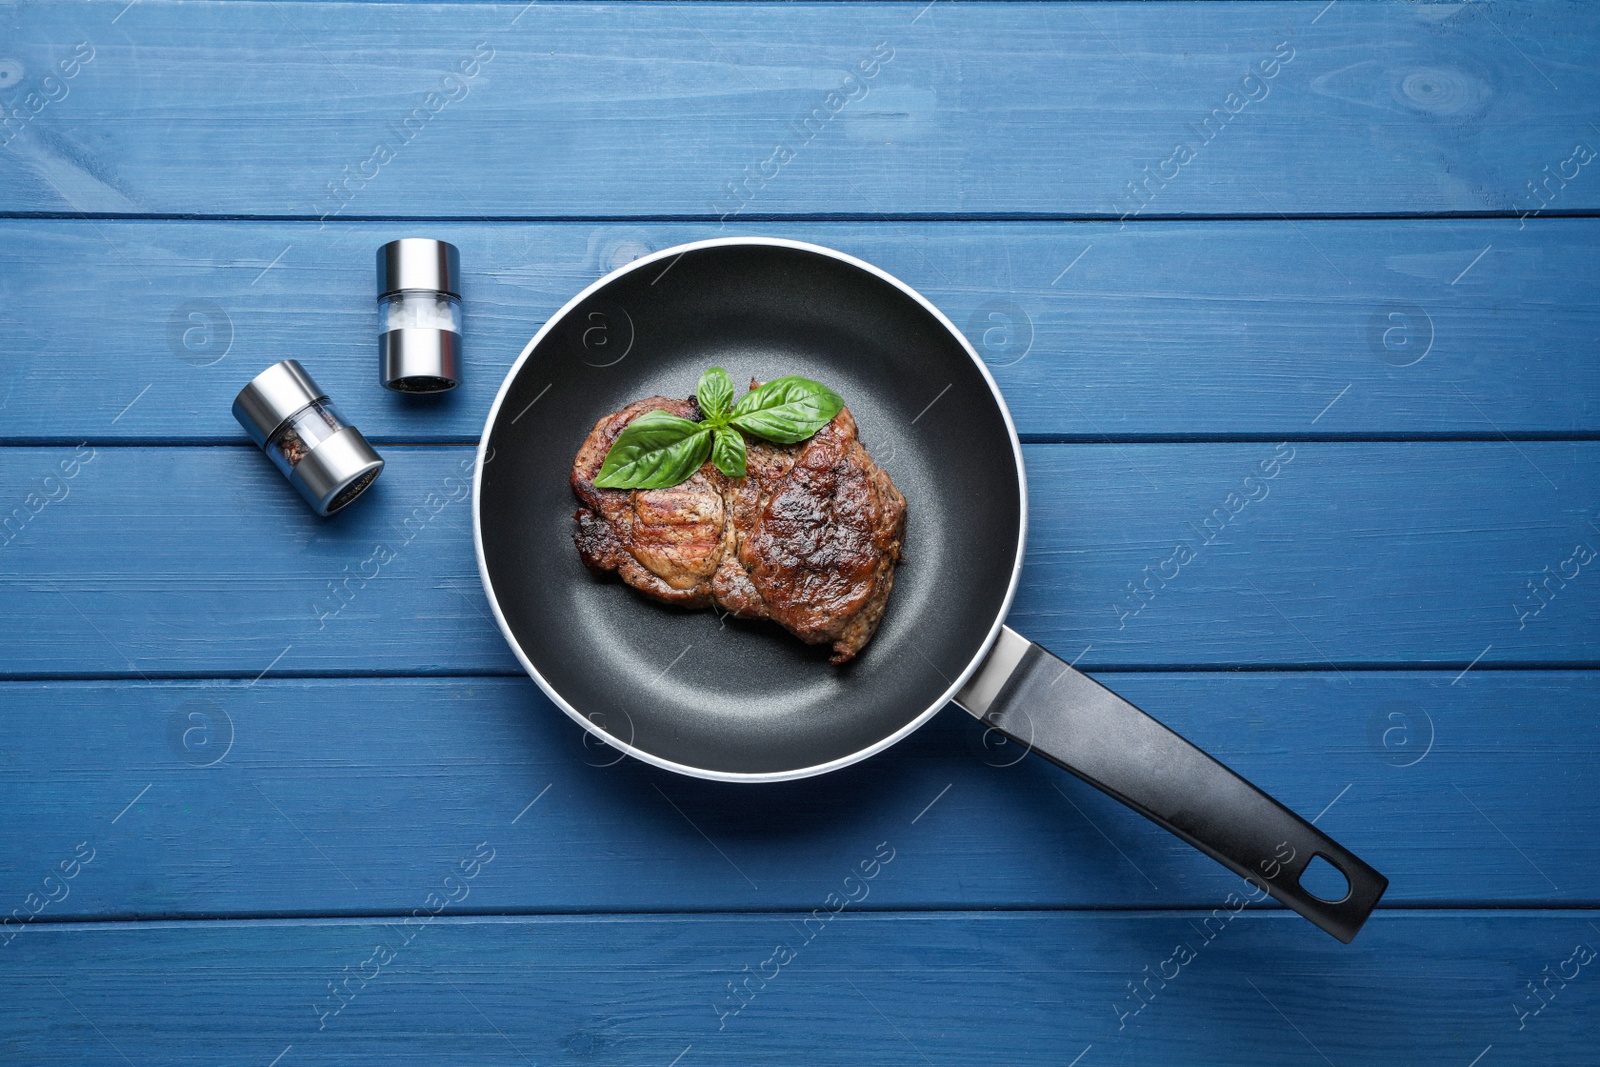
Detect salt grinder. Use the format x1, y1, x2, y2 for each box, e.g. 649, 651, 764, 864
232, 360, 385, 516
377, 238, 462, 392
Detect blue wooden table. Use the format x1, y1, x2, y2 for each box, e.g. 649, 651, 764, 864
3, 1, 1597, 1063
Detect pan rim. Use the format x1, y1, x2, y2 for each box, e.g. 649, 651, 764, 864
474, 236, 1029, 782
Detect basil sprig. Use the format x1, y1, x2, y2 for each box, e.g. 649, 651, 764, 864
592, 368, 844, 490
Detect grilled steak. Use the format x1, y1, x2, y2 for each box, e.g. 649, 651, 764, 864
572, 394, 906, 663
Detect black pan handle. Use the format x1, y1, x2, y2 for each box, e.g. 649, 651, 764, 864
954, 628, 1387, 943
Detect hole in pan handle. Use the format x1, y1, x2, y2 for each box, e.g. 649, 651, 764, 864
955, 627, 1389, 943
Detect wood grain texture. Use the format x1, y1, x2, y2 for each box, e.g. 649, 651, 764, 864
0, 3, 1595, 217
2, 218, 1597, 443
3, 2, 1598, 1061
3, 910, 1596, 1065
0, 443, 1592, 676
0, 672, 1592, 918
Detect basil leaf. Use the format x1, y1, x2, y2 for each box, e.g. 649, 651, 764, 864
696, 366, 735, 425
729, 376, 845, 444
710, 425, 747, 478
592, 410, 712, 489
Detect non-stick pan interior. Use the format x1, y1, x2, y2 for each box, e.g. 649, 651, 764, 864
478, 241, 1024, 777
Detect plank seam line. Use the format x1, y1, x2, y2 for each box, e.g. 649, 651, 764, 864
10, 905, 1600, 933
4, 211, 1600, 224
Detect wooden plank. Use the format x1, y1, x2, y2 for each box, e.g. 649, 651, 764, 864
0, 443, 1593, 675
1, 3, 1595, 217
0, 672, 1593, 918
2, 910, 1595, 1064
3, 218, 1598, 443
1016, 441, 1600, 667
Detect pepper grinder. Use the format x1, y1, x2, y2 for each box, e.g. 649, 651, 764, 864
377, 238, 462, 393
232, 360, 385, 516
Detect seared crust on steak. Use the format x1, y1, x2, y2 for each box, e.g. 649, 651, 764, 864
571, 393, 906, 663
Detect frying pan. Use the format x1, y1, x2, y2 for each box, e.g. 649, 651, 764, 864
475, 237, 1388, 942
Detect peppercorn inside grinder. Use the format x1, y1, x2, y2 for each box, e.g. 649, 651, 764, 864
377, 238, 462, 393
232, 360, 385, 516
